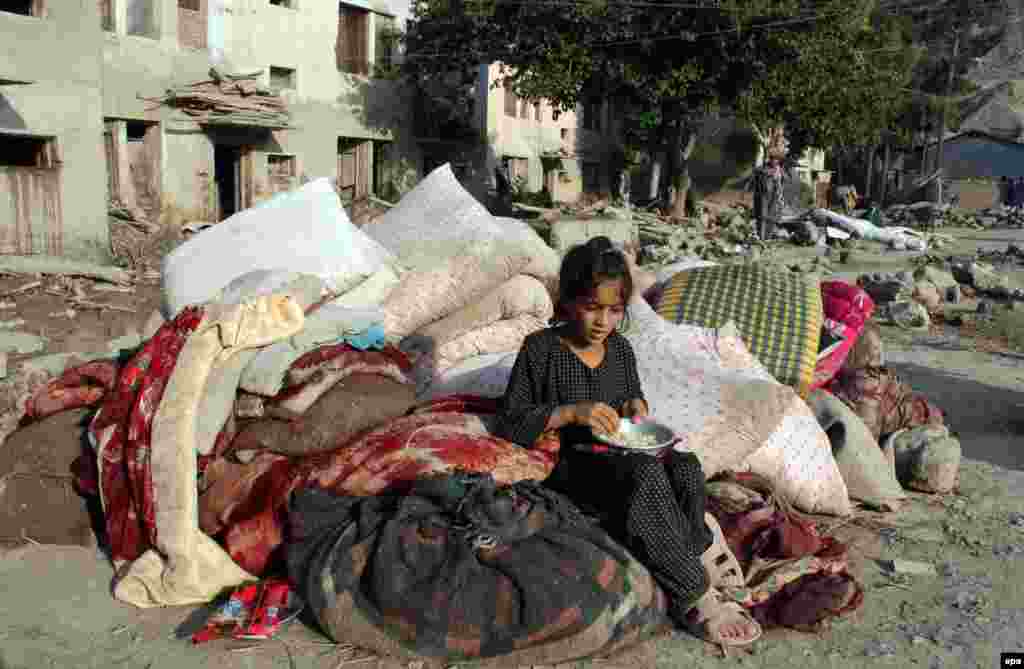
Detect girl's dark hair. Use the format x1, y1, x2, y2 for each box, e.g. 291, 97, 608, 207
555, 236, 633, 325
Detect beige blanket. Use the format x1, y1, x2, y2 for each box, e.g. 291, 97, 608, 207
403, 274, 552, 391
112, 295, 304, 608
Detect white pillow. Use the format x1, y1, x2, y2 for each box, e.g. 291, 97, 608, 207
161, 178, 394, 318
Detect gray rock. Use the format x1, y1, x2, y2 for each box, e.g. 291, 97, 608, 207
938, 561, 960, 579
864, 640, 897, 657
946, 285, 961, 304
953, 591, 980, 610
915, 265, 959, 293
878, 558, 938, 576
889, 301, 931, 330
977, 301, 994, 316
0, 331, 47, 355
993, 544, 1024, 558
970, 262, 1013, 296
859, 272, 912, 304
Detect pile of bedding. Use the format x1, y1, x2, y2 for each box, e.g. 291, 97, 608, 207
2, 163, 863, 662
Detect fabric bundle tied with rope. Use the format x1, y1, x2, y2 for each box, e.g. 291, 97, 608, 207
287, 471, 671, 664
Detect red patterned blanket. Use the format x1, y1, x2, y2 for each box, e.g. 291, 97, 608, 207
26, 323, 556, 577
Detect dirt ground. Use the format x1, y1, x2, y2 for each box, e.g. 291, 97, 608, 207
0, 219, 1023, 669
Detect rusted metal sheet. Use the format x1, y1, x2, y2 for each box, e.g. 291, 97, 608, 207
1, 167, 63, 255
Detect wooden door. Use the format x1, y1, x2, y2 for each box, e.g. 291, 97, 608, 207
0, 167, 64, 255
338, 139, 370, 201
238, 147, 255, 211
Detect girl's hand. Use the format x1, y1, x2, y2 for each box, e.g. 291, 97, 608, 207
572, 402, 621, 436
621, 399, 649, 420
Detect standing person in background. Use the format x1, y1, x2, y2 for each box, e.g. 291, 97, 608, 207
999, 176, 1009, 207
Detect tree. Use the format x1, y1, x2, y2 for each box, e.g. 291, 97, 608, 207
735, 1, 918, 170
402, 0, 912, 215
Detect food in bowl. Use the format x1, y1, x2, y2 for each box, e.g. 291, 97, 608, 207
594, 418, 676, 452
604, 428, 661, 449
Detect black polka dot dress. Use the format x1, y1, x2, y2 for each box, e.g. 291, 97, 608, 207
494, 327, 713, 619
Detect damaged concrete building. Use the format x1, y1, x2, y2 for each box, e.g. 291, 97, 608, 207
1, 0, 418, 263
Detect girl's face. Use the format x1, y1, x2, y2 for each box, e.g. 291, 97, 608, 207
569, 279, 626, 345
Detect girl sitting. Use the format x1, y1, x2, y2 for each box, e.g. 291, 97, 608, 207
493, 236, 761, 647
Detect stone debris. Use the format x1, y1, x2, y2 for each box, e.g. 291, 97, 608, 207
878, 559, 938, 576
0, 332, 48, 356
992, 544, 1024, 558
864, 640, 897, 657
880, 300, 931, 330
885, 203, 1024, 230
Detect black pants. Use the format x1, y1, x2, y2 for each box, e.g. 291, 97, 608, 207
546, 448, 713, 615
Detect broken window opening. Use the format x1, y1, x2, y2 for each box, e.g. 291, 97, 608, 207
0, 0, 40, 17
0, 134, 57, 168
126, 0, 158, 37
267, 154, 296, 178
126, 121, 147, 142
519, 99, 529, 120
269, 66, 296, 92
372, 140, 391, 197
534, 102, 541, 122
582, 100, 601, 132
99, 0, 113, 30
178, 0, 199, 9
503, 81, 516, 117
582, 161, 601, 192
502, 156, 528, 184
337, 4, 370, 75
269, 0, 293, 7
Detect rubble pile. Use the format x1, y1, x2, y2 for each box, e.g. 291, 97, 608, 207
637, 207, 762, 264
858, 247, 1024, 332
148, 67, 291, 128
884, 203, 1024, 230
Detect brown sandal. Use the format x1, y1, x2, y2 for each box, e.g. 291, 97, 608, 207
702, 512, 745, 588
685, 587, 762, 648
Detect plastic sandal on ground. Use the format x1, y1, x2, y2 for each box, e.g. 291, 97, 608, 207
684, 587, 763, 648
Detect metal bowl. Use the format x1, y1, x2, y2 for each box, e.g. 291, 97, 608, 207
594, 418, 677, 456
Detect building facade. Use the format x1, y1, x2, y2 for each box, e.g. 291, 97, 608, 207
474, 63, 618, 203
1, 0, 418, 263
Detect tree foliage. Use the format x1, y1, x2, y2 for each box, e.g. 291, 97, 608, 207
402, 0, 919, 209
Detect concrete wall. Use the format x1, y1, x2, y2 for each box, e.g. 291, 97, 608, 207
102, 0, 420, 222
0, 5, 109, 262
480, 63, 612, 202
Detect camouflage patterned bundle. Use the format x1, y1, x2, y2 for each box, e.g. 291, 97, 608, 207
287, 472, 670, 664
